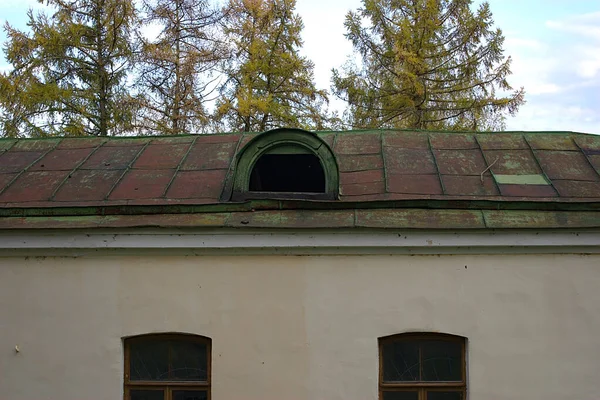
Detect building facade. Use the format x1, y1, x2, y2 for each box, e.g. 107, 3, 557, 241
1, 129, 600, 400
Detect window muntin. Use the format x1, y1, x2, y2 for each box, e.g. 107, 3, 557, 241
379, 333, 466, 400
124, 334, 210, 400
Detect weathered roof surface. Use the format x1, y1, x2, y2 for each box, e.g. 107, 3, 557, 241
1, 129, 599, 229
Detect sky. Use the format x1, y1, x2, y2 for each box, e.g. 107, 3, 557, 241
1, 0, 599, 134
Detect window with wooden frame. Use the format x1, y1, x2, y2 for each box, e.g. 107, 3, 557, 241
124, 334, 211, 400
379, 333, 466, 400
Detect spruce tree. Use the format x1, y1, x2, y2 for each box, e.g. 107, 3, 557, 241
0, 0, 137, 136
332, 0, 525, 131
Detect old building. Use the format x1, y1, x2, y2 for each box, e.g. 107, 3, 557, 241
1, 128, 600, 400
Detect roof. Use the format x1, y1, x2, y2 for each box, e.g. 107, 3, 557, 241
1, 129, 600, 230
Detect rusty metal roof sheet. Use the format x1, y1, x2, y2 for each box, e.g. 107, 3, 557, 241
1, 129, 600, 230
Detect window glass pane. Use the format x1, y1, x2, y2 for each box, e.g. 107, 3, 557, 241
382, 341, 420, 381
130, 389, 164, 400
171, 340, 208, 381
173, 390, 208, 400
130, 340, 169, 381
427, 391, 464, 400
422, 340, 462, 381
382, 391, 419, 400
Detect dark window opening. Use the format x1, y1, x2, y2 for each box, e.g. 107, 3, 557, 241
249, 154, 325, 193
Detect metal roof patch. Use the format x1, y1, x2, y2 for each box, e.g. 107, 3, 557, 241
493, 174, 551, 185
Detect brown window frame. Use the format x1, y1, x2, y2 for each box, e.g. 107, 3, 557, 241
379, 333, 466, 400
124, 333, 211, 400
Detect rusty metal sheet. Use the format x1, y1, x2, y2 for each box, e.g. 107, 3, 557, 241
526, 134, 579, 150
11, 139, 60, 151
0, 173, 17, 194
477, 133, 528, 150
356, 208, 485, 229
434, 149, 487, 175
498, 184, 557, 198
181, 141, 237, 170
384, 148, 437, 174
53, 170, 123, 202
0, 151, 45, 173
574, 135, 600, 152
483, 150, 542, 175
337, 154, 383, 172
166, 169, 227, 199
387, 173, 443, 194
80, 146, 144, 170
383, 131, 430, 149
441, 175, 499, 196
588, 155, 600, 172
316, 132, 336, 148
29, 148, 95, 171
334, 132, 381, 155
194, 134, 241, 144
484, 210, 600, 229
134, 144, 191, 170
227, 209, 355, 229
103, 138, 149, 147
57, 137, 107, 149
341, 180, 386, 196
553, 180, 600, 198
109, 170, 176, 200
536, 150, 599, 181
0, 140, 17, 151
0, 171, 70, 202
151, 136, 196, 145
340, 169, 385, 185
429, 132, 478, 149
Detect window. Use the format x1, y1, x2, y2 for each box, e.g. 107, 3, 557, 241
249, 153, 325, 193
379, 333, 466, 400
230, 128, 339, 201
124, 334, 211, 400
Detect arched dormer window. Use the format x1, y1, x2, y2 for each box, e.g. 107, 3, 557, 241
379, 333, 466, 400
124, 333, 211, 400
231, 128, 339, 201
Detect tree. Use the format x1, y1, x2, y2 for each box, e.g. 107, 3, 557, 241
135, 0, 224, 135
332, 0, 525, 131
0, 0, 137, 137
215, 0, 329, 132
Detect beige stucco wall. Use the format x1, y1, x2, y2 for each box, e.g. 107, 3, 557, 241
1, 253, 600, 400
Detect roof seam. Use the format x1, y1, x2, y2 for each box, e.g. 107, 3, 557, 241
523, 135, 560, 197
428, 134, 446, 195
104, 141, 151, 201
161, 136, 199, 198
380, 131, 389, 195
49, 141, 106, 201
219, 133, 245, 201
0, 141, 60, 198
573, 138, 600, 181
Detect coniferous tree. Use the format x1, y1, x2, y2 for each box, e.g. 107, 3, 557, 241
215, 0, 329, 132
332, 0, 525, 131
0, 0, 137, 137
135, 0, 224, 135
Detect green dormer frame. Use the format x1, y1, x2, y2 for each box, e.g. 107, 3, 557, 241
231, 128, 339, 201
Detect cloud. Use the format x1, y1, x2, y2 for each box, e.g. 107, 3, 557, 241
503, 10, 600, 134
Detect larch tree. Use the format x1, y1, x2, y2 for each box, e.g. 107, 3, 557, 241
135, 0, 224, 135
332, 0, 525, 131
0, 0, 137, 137
215, 0, 329, 132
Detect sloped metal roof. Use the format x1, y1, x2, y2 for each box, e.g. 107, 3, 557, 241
0, 129, 599, 229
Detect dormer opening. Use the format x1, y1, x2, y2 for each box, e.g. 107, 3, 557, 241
229, 128, 339, 201
249, 153, 325, 193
